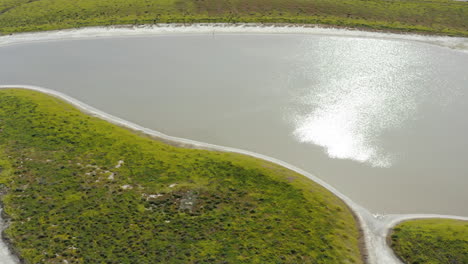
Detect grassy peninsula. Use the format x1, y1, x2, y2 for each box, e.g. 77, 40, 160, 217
0, 0, 467, 36
390, 218, 468, 264
0, 88, 363, 263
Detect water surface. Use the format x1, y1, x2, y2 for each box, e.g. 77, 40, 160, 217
1, 33, 467, 215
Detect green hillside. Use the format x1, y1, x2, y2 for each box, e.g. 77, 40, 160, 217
390, 218, 468, 264
0, 0, 467, 36
0, 88, 363, 263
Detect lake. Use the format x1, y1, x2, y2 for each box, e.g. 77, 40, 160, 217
1, 32, 467, 215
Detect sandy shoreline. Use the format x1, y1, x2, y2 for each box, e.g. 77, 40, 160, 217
0, 25, 467, 264
1, 24, 468, 53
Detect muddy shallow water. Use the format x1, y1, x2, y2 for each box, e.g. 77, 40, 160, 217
1, 32, 467, 215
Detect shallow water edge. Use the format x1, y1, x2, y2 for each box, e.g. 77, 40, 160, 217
1, 24, 467, 53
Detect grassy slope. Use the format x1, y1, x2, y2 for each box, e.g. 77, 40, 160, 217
0, 88, 363, 263
390, 218, 468, 264
0, 0, 467, 36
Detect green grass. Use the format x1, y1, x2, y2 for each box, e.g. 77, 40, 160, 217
0, 0, 467, 36
390, 218, 468, 264
0, 88, 363, 263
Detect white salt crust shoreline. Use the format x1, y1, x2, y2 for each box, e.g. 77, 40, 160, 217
0, 24, 468, 52
0, 25, 467, 264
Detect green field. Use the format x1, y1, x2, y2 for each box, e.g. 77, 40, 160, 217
0, 0, 467, 36
0, 88, 363, 263
390, 218, 468, 264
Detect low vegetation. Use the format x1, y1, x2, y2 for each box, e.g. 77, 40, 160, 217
390, 218, 468, 264
0, 88, 363, 263
0, 0, 467, 36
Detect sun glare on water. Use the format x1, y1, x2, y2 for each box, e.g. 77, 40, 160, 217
289, 37, 437, 167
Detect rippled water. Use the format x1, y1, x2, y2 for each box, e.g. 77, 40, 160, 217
1, 33, 467, 215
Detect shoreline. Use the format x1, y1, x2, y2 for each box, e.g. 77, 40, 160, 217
2, 22, 463, 38
0, 24, 467, 54
1, 20, 467, 38
1, 85, 467, 264
0, 209, 20, 264
374, 214, 468, 264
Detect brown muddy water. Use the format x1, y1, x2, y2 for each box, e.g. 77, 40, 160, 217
0, 34, 467, 215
